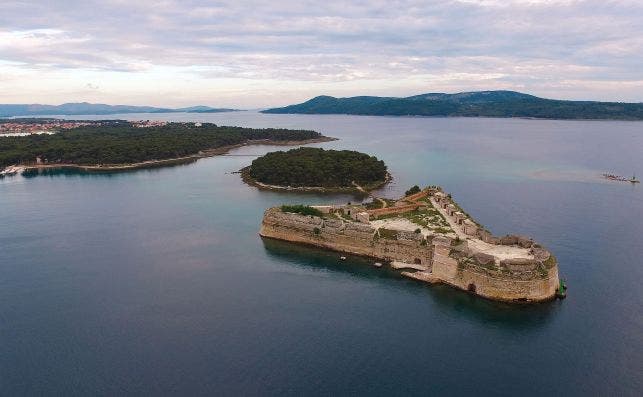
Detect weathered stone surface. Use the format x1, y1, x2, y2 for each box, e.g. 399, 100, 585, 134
398, 230, 423, 241
500, 258, 539, 272
323, 218, 343, 228
479, 231, 501, 245
473, 252, 496, 266
531, 247, 551, 262
500, 234, 534, 248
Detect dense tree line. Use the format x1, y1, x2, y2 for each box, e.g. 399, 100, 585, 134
249, 147, 387, 187
0, 122, 322, 167
280, 205, 324, 217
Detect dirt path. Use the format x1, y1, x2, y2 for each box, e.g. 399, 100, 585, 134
351, 181, 367, 194
352, 181, 387, 208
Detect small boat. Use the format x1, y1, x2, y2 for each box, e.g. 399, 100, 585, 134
373, 262, 383, 268
1, 165, 21, 176
340, 256, 347, 260
602, 172, 640, 184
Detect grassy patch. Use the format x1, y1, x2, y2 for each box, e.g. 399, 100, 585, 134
378, 228, 399, 240
543, 254, 557, 269
433, 227, 453, 235
281, 204, 323, 217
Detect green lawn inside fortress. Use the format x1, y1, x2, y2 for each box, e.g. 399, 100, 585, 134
374, 199, 454, 235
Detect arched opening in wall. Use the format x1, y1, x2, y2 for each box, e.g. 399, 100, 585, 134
467, 283, 476, 293
414, 258, 422, 265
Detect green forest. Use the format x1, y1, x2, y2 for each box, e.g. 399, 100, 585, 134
248, 147, 387, 188
0, 121, 322, 167
263, 90, 643, 120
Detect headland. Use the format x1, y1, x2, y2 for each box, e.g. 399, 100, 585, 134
0, 120, 336, 175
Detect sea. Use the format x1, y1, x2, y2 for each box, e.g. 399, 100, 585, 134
1, 112, 642, 396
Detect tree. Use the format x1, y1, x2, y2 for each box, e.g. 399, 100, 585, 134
405, 185, 421, 196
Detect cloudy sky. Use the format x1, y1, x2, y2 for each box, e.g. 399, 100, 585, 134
0, 0, 641, 107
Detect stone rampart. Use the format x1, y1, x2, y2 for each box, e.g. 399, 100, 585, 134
260, 208, 559, 303
261, 208, 433, 266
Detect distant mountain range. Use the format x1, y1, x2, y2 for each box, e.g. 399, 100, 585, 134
0, 103, 239, 117
262, 91, 643, 120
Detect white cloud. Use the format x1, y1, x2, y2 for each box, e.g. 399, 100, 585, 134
0, 0, 641, 106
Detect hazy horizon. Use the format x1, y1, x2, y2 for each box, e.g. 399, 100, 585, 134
1, 1, 642, 108
2, 88, 643, 110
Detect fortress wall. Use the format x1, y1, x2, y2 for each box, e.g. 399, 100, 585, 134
430, 252, 557, 301
260, 208, 559, 302
450, 267, 559, 301
432, 252, 459, 280
260, 209, 433, 265
404, 190, 430, 202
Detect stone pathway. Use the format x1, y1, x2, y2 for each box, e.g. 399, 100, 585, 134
429, 197, 467, 239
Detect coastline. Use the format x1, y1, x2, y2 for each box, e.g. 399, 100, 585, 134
259, 111, 643, 122
1, 136, 337, 174
240, 168, 391, 194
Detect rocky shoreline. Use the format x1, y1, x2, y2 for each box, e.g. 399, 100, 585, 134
240, 168, 391, 194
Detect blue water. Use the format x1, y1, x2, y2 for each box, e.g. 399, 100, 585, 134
1, 113, 642, 396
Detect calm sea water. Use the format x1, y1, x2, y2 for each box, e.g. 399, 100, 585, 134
1, 112, 642, 396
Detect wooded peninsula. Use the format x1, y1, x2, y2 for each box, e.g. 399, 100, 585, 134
0, 120, 332, 169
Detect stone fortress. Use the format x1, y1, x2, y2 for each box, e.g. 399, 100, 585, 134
260, 186, 562, 303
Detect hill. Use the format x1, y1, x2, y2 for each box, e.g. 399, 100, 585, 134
0, 103, 239, 117
262, 90, 643, 120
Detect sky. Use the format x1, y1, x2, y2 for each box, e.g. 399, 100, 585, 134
0, 0, 642, 108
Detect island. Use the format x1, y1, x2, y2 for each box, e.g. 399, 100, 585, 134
0, 120, 335, 173
262, 90, 643, 120
242, 147, 389, 192
259, 186, 563, 303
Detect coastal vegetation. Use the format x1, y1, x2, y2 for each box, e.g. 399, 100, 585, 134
262, 90, 643, 120
0, 121, 324, 168
247, 147, 388, 189
405, 185, 421, 196
280, 204, 324, 217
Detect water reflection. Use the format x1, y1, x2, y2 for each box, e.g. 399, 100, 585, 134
261, 237, 558, 329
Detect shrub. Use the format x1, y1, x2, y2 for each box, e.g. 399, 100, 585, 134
378, 228, 399, 240
405, 185, 421, 196
281, 204, 323, 217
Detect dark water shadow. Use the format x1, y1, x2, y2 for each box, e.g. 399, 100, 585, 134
261, 237, 560, 330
